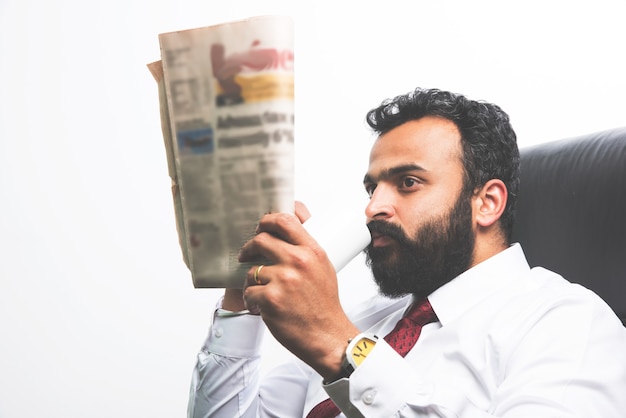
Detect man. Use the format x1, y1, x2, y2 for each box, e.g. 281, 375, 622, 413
188, 88, 626, 417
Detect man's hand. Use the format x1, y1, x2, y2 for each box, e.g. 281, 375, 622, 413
221, 202, 312, 313
238, 202, 360, 381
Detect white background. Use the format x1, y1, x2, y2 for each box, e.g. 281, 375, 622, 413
1, 1, 625, 417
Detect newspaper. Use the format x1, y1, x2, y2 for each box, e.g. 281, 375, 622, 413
148, 16, 295, 288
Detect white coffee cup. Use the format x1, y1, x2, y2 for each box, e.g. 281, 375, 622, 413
303, 211, 371, 272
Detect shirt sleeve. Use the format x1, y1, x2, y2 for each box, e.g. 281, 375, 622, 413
187, 310, 266, 418
187, 306, 315, 418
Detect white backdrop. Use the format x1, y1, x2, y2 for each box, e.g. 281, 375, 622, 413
1, 1, 625, 417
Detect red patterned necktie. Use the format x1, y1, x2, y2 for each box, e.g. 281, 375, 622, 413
306, 299, 437, 418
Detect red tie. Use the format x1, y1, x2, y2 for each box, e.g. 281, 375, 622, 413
306, 299, 437, 418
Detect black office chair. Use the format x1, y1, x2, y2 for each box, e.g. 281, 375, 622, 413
511, 126, 626, 326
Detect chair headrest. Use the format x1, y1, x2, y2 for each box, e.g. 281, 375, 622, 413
511, 127, 626, 325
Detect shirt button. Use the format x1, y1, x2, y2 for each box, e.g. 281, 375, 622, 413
362, 390, 376, 405
214, 327, 223, 338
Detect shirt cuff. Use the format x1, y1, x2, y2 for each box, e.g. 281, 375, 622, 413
324, 340, 432, 417
204, 309, 265, 358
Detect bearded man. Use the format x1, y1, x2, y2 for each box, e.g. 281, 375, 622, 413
187, 88, 626, 418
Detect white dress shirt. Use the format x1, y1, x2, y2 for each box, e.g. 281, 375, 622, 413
187, 244, 626, 417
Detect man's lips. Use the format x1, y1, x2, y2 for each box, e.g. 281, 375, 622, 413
370, 231, 395, 247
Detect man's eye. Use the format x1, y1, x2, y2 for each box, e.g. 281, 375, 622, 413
401, 177, 420, 189
365, 184, 376, 198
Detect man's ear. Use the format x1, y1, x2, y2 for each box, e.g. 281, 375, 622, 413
473, 179, 508, 227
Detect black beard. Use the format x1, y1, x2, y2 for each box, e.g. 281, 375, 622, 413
364, 192, 475, 299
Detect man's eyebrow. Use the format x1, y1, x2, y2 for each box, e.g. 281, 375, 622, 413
363, 163, 428, 184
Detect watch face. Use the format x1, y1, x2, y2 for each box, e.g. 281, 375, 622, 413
351, 336, 377, 366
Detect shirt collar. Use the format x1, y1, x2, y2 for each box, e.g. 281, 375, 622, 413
427, 243, 530, 326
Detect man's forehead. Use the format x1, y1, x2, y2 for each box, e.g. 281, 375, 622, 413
370, 118, 461, 159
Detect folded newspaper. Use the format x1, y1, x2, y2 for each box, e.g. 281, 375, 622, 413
148, 16, 371, 289
148, 16, 295, 288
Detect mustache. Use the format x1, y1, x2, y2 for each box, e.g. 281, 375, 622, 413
367, 220, 410, 243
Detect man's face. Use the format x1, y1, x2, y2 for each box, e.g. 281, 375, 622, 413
363, 116, 476, 298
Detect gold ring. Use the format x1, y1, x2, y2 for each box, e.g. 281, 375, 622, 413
254, 265, 264, 285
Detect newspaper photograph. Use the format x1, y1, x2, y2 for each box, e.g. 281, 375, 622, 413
148, 16, 295, 288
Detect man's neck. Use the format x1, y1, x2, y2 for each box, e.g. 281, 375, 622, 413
470, 233, 508, 269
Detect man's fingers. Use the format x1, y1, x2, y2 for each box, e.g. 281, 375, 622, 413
246, 264, 269, 287
238, 230, 281, 263
295, 201, 311, 223
257, 211, 313, 246
239, 212, 314, 263
242, 274, 270, 315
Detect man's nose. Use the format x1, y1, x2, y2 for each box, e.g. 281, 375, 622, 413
365, 185, 395, 221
